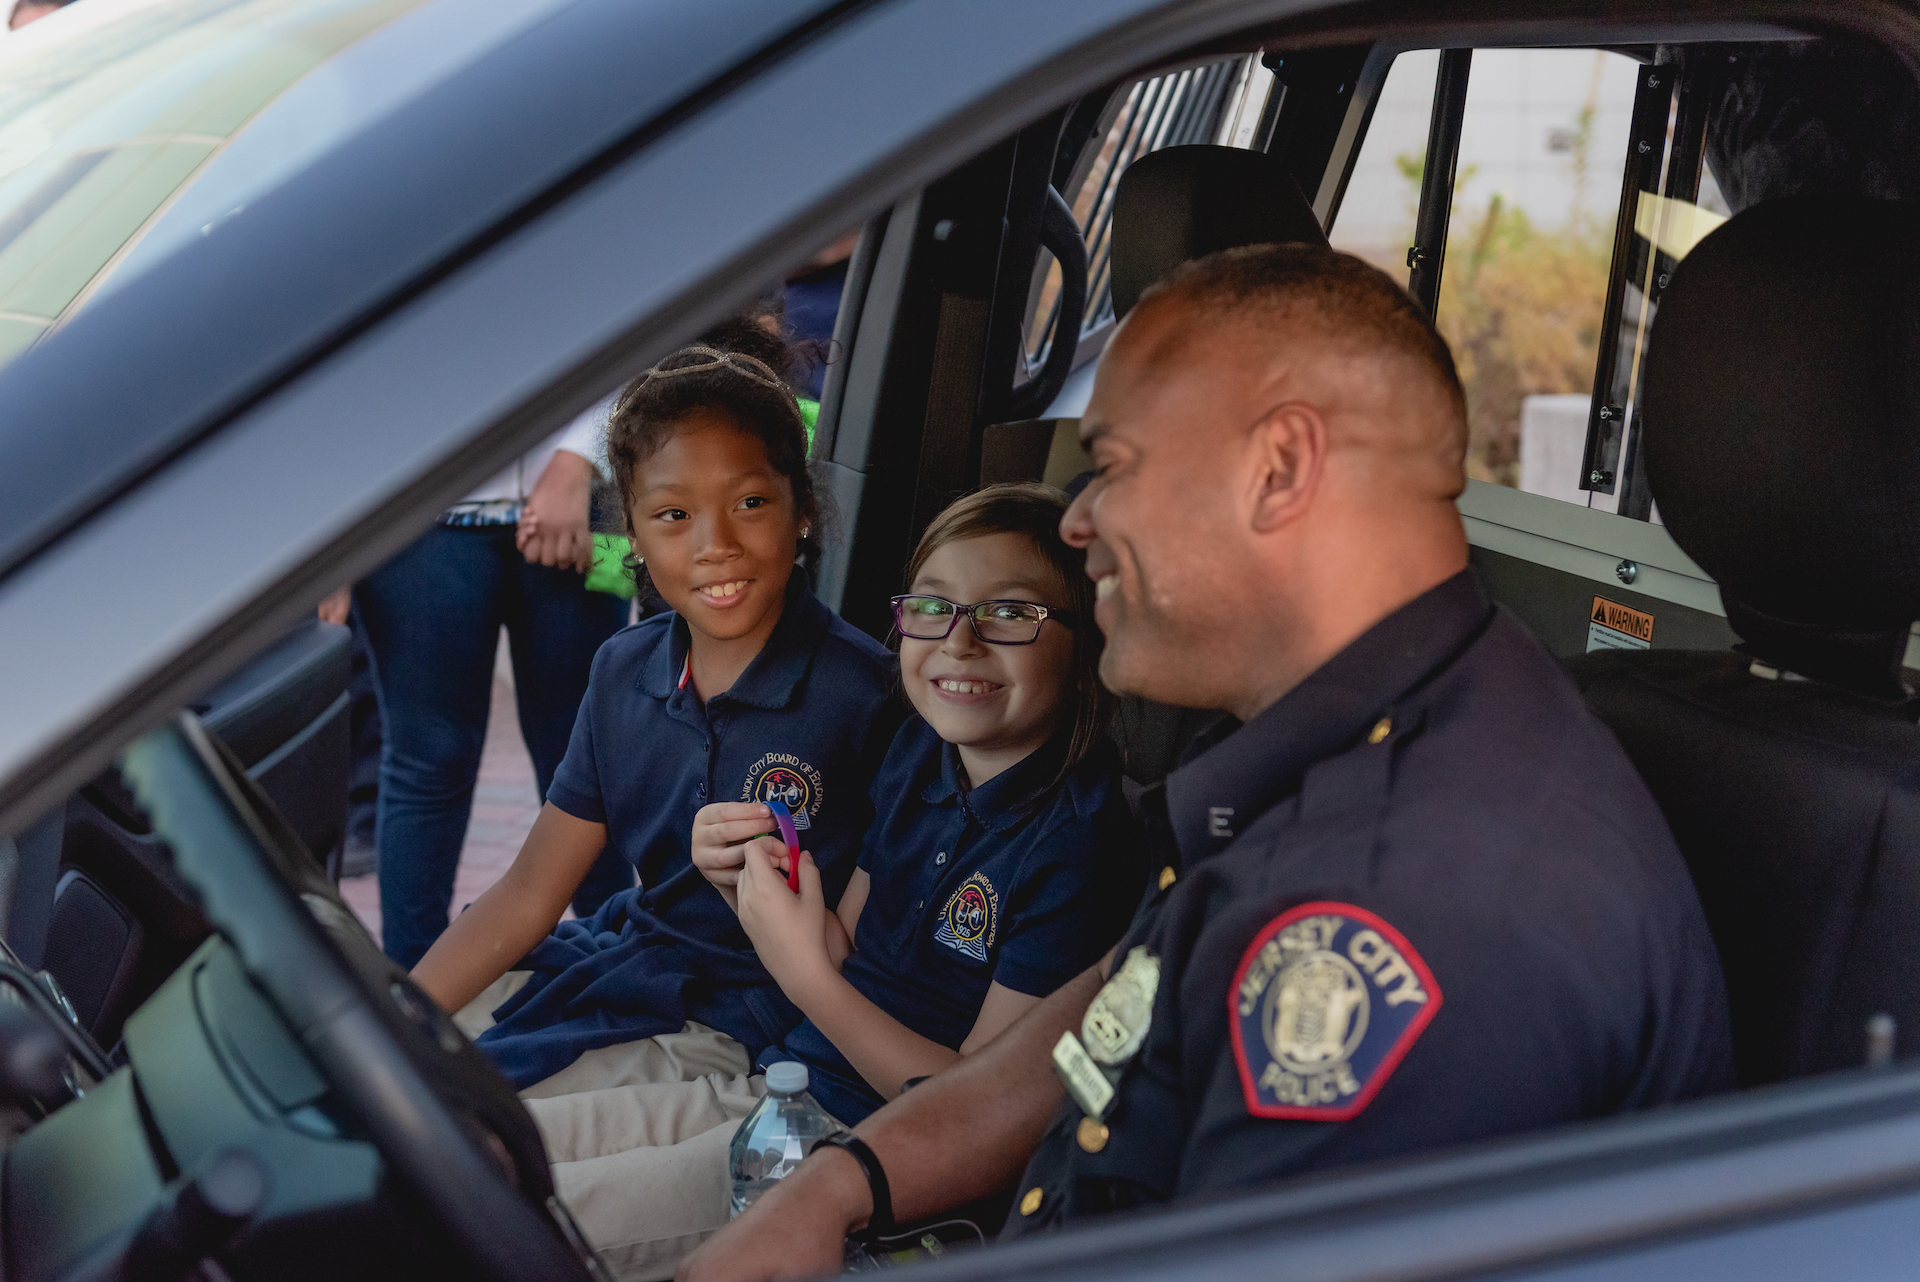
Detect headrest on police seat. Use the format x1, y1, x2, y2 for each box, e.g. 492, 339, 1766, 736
1642, 196, 1920, 698
1109, 145, 1329, 319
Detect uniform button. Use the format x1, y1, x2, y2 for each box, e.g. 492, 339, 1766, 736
1076, 1117, 1109, 1153
935, 851, 948, 865
1157, 866, 1177, 892
1019, 1188, 1044, 1216
1368, 716, 1393, 744
697, 785, 707, 799
916, 900, 925, 910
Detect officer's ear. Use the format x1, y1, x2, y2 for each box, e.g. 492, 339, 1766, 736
1245, 401, 1327, 534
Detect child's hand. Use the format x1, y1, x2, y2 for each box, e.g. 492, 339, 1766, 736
737, 842, 829, 995
691, 802, 776, 910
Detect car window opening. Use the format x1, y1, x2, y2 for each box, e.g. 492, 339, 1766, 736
10, 9, 1920, 1280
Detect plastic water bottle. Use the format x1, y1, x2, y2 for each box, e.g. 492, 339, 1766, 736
728, 1061, 839, 1217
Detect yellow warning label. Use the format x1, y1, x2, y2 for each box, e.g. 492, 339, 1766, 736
1590, 596, 1655, 643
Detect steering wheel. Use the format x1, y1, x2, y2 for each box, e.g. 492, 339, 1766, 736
120, 713, 603, 1282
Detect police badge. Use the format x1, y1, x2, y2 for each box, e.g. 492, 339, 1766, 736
1052, 946, 1160, 1123
1229, 902, 1441, 1121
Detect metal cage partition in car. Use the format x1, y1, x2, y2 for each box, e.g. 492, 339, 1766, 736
1023, 57, 1252, 375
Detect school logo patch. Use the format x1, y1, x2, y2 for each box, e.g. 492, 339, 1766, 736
933, 872, 999, 963
741, 754, 824, 830
1229, 902, 1441, 1121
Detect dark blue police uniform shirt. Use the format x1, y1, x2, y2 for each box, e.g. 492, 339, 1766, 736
772, 716, 1144, 1126
477, 577, 897, 1088
1003, 571, 1734, 1233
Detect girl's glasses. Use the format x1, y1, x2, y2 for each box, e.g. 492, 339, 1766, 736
890, 594, 1076, 646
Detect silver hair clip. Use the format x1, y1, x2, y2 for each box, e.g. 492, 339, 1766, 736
634, 345, 787, 392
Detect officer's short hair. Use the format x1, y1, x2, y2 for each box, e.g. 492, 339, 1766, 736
1144, 243, 1468, 430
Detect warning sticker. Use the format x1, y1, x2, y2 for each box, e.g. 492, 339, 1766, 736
1587, 596, 1654, 653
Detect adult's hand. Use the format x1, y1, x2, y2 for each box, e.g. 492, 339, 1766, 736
518, 448, 595, 572
317, 587, 351, 625
679, 1144, 870, 1282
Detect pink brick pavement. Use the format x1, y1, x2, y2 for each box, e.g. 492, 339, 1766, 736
337, 672, 542, 947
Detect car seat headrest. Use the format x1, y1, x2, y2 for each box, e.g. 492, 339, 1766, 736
1109, 145, 1329, 319
1643, 196, 1920, 698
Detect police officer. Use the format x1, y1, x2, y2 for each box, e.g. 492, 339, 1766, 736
681, 245, 1733, 1280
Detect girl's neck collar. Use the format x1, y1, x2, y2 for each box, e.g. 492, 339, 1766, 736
955, 736, 1052, 790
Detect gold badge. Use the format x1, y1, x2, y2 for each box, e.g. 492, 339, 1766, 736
1076, 1117, 1110, 1153
1082, 946, 1160, 1066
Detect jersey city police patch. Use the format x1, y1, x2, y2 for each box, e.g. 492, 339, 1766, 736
742, 754, 825, 830
933, 872, 999, 963
1229, 901, 1442, 1121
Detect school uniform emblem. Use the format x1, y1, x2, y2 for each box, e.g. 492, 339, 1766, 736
742, 754, 824, 830
1229, 901, 1441, 1121
933, 872, 999, 962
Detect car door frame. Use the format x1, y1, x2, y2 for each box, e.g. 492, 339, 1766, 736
7, 0, 1920, 1274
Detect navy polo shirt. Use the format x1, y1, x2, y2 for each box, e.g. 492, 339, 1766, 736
1004, 572, 1733, 1234
772, 717, 1144, 1126
477, 577, 897, 1088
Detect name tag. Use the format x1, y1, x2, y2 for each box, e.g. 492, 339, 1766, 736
1052, 1031, 1115, 1120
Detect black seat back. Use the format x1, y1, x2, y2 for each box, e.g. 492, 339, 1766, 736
1109, 144, 1328, 320
1570, 197, 1920, 1085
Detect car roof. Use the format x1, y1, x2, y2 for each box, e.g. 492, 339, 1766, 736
0, 0, 840, 587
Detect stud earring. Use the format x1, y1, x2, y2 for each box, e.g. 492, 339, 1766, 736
799, 524, 811, 539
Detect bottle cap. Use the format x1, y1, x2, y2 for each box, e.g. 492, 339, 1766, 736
764, 1061, 809, 1095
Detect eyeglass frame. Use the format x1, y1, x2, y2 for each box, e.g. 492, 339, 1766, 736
889, 594, 1077, 646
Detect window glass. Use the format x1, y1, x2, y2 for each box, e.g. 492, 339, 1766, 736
1334, 49, 1642, 497
1329, 49, 1438, 289
0, 0, 562, 365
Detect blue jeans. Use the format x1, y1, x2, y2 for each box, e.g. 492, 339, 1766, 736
356, 524, 633, 968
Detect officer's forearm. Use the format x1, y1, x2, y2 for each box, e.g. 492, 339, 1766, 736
854, 962, 1101, 1223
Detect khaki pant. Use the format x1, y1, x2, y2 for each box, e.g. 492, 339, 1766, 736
459, 973, 809, 1281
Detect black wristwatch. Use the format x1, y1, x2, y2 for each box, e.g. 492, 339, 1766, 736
812, 1133, 895, 1237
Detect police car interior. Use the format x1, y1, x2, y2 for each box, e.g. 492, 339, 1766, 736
3, 0, 1920, 1278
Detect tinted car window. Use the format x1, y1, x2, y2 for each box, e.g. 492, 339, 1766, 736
1333, 48, 1644, 500
0, 0, 574, 364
